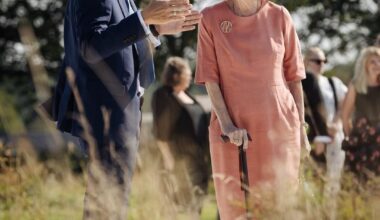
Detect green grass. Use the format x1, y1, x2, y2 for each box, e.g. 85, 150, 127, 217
0, 151, 219, 220
1, 146, 380, 220
200, 200, 218, 220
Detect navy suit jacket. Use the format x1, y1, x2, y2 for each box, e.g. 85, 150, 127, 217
51, 0, 155, 137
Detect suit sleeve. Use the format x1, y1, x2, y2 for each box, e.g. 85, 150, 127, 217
76, 0, 148, 63
281, 6, 306, 82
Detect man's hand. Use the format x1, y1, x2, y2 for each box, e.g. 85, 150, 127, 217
156, 10, 202, 35
327, 124, 338, 138
313, 141, 325, 155
141, 0, 192, 25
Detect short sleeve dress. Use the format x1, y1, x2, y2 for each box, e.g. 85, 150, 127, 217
195, 1, 305, 219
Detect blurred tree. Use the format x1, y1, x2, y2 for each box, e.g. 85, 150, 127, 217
0, 89, 27, 135
0, 0, 65, 76
150, 0, 380, 79
277, 0, 380, 54
0, 0, 379, 131
0, 0, 66, 131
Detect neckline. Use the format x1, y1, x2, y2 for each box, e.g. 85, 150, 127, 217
172, 90, 196, 105
367, 85, 380, 89
224, 0, 269, 18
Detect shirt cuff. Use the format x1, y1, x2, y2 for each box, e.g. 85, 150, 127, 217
136, 10, 161, 47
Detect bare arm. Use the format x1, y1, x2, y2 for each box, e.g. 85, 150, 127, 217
156, 141, 175, 171
205, 82, 233, 133
288, 81, 304, 122
342, 83, 356, 135
288, 81, 311, 152
205, 82, 248, 149
328, 93, 347, 138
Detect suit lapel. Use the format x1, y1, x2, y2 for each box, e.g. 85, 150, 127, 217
118, 0, 138, 16
128, 0, 138, 12
117, 0, 129, 17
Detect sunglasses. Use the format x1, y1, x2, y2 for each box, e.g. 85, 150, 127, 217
309, 59, 328, 65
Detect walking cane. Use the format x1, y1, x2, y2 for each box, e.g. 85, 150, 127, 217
221, 134, 253, 219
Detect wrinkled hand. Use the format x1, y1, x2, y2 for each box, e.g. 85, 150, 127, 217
156, 10, 202, 35
301, 128, 311, 159
141, 0, 192, 25
222, 124, 249, 150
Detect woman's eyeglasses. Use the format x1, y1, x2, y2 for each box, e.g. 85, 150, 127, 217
309, 59, 328, 65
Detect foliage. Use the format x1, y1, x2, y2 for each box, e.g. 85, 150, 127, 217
0, 0, 65, 131
0, 0, 379, 130
278, 0, 380, 54
0, 0, 65, 74
0, 75, 37, 131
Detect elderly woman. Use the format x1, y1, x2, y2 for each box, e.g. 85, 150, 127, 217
151, 57, 210, 218
342, 47, 380, 178
195, 0, 310, 218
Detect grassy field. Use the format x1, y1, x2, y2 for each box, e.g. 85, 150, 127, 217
1, 139, 380, 220
0, 158, 218, 220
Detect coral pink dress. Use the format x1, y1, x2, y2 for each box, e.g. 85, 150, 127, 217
195, 1, 305, 219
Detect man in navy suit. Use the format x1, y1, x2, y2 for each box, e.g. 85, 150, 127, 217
50, 0, 201, 218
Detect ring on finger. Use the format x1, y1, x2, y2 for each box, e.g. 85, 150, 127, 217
172, 10, 177, 16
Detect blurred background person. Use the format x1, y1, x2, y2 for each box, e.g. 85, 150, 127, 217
151, 57, 211, 219
302, 48, 329, 162
302, 47, 347, 219
342, 47, 380, 180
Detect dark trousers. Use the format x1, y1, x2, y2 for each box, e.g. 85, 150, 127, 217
81, 95, 143, 220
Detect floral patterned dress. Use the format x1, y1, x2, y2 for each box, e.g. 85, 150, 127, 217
343, 86, 380, 178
